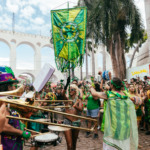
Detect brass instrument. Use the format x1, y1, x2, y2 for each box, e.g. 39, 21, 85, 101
35, 100, 73, 102
0, 99, 96, 122
7, 115, 95, 132
0, 86, 97, 131
0, 85, 24, 97
0, 98, 97, 131
42, 106, 70, 109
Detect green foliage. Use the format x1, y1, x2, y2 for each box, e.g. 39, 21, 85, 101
78, 0, 145, 52
125, 31, 148, 52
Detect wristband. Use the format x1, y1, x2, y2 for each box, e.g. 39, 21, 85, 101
22, 131, 31, 140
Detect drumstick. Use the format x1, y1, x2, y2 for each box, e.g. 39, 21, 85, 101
24, 128, 41, 134
32, 132, 51, 138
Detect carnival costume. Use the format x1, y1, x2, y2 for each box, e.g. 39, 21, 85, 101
103, 90, 138, 150
0, 66, 31, 150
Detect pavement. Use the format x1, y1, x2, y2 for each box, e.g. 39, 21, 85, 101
24, 130, 150, 150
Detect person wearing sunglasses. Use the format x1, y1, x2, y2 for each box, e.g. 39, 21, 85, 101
64, 84, 83, 150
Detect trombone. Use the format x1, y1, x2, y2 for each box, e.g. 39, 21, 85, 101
0, 85, 97, 132
0, 98, 97, 132
0, 98, 96, 122
35, 100, 73, 102
7, 115, 95, 132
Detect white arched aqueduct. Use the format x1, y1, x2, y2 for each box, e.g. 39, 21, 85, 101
0, 30, 64, 82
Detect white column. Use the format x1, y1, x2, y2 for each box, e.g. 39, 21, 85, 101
10, 44, 16, 71
34, 46, 41, 75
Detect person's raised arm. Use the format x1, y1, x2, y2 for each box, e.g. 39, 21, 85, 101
100, 79, 104, 91
90, 87, 107, 100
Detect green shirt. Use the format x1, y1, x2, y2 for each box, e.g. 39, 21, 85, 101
87, 94, 99, 110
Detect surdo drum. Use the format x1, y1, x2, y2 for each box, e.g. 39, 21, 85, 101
54, 107, 65, 123
32, 133, 58, 147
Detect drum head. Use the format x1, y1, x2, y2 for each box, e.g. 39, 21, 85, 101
34, 118, 49, 122
54, 108, 62, 111
48, 125, 70, 132
35, 133, 58, 142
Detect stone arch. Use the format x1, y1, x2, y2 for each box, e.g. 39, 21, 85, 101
41, 44, 53, 49
0, 40, 11, 66
16, 41, 36, 52
0, 38, 11, 49
16, 44, 35, 70
11, 39, 16, 44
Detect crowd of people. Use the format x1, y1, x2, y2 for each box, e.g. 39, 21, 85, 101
0, 67, 150, 150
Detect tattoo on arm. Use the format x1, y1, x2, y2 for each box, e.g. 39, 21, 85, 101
99, 92, 107, 99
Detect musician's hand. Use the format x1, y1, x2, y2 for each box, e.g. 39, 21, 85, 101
0, 103, 6, 133
22, 131, 31, 140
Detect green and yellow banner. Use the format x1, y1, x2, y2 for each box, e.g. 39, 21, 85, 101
51, 7, 87, 72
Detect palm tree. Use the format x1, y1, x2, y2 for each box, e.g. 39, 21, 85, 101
78, 0, 144, 80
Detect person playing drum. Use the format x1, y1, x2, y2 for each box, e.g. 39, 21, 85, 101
64, 84, 83, 150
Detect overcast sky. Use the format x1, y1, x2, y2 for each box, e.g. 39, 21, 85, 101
0, 0, 147, 72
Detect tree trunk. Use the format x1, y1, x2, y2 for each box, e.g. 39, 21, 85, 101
109, 33, 126, 80
86, 44, 88, 78
114, 33, 126, 80
116, 33, 124, 80
92, 35, 95, 77
129, 41, 140, 68
109, 37, 119, 78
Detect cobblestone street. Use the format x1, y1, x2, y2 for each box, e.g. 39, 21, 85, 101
25, 130, 150, 150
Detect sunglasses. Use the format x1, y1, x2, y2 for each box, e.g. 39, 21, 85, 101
70, 89, 76, 91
